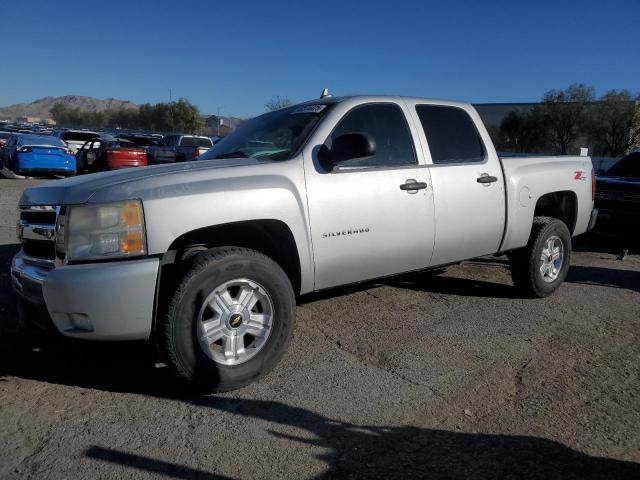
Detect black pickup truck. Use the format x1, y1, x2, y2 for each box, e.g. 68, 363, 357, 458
594, 152, 640, 243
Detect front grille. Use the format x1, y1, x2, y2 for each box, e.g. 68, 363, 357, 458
595, 189, 640, 203
20, 210, 57, 225
18, 206, 59, 267
22, 241, 56, 260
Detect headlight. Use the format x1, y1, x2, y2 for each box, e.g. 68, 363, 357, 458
64, 200, 146, 262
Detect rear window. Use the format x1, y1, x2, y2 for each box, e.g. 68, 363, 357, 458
18, 135, 66, 147
107, 141, 137, 149
130, 137, 155, 147
180, 136, 213, 147
62, 131, 99, 142
415, 105, 484, 164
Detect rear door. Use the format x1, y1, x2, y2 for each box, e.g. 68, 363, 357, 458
408, 102, 505, 266
303, 101, 436, 290
85, 140, 102, 169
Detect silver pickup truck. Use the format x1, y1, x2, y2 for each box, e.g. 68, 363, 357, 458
11, 95, 597, 391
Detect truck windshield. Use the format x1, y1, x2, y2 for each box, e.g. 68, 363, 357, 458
200, 104, 331, 161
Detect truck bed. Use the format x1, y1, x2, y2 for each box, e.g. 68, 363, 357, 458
498, 154, 594, 252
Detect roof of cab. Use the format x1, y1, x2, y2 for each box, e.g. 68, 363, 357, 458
297, 94, 472, 109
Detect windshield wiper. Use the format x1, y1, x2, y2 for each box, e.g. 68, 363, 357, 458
214, 151, 249, 159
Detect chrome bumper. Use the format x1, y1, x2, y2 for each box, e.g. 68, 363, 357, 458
10, 253, 48, 306
11, 252, 160, 341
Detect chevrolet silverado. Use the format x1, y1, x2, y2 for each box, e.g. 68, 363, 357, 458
11, 95, 597, 391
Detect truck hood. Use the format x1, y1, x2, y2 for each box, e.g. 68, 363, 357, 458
19, 158, 265, 206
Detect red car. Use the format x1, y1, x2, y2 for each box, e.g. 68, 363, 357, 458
76, 137, 148, 172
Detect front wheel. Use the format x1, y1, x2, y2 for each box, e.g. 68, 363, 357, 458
161, 247, 295, 392
509, 217, 572, 298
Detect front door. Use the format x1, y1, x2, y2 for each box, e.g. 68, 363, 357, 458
304, 102, 436, 290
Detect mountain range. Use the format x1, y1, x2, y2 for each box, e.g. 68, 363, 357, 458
0, 96, 139, 120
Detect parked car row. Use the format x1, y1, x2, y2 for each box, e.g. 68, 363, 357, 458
0, 129, 223, 178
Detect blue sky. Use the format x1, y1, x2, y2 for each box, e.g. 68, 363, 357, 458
1, 0, 638, 117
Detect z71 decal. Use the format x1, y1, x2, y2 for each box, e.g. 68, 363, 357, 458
574, 171, 586, 181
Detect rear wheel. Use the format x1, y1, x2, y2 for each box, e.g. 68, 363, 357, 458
161, 247, 295, 392
509, 216, 571, 298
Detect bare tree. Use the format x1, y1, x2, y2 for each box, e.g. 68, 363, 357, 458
541, 83, 595, 155
632, 103, 640, 153
588, 90, 640, 157
265, 95, 293, 112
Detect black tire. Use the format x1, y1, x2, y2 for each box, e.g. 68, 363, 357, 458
509, 216, 572, 298
161, 247, 295, 392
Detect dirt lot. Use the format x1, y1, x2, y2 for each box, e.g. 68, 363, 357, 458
0, 178, 639, 479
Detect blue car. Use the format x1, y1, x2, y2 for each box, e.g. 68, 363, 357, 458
0, 134, 76, 177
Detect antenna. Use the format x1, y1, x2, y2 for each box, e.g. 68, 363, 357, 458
320, 88, 332, 99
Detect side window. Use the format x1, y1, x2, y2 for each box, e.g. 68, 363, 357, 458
329, 103, 416, 168
415, 105, 485, 164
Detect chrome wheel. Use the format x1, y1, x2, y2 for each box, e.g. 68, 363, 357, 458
539, 236, 563, 283
197, 278, 274, 365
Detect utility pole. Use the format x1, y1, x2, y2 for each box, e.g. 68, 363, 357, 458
169, 88, 174, 133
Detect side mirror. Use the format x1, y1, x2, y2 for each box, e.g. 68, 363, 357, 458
319, 132, 376, 171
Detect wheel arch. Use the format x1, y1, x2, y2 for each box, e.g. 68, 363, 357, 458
153, 219, 303, 333
533, 190, 578, 234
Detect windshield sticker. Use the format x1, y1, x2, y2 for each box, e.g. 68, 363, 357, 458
290, 105, 327, 114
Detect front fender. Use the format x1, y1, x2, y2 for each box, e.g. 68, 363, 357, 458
90, 160, 314, 293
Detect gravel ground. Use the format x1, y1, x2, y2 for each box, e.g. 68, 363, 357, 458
0, 177, 639, 479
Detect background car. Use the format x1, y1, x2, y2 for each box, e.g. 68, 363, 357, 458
0, 134, 76, 177
594, 151, 640, 246
117, 134, 159, 149
53, 129, 100, 153
75, 136, 148, 172
146, 134, 213, 163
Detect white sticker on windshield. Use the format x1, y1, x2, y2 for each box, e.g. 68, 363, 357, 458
290, 105, 327, 114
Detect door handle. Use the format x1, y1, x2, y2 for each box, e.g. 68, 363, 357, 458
477, 174, 498, 184
400, 179, 428, 192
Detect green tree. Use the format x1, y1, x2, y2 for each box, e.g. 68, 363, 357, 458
170, 99, 204, 133
499, 108, 547, 153
541, 83, 595, 155
49, 99, 204, 133
588, 90, 639, 157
